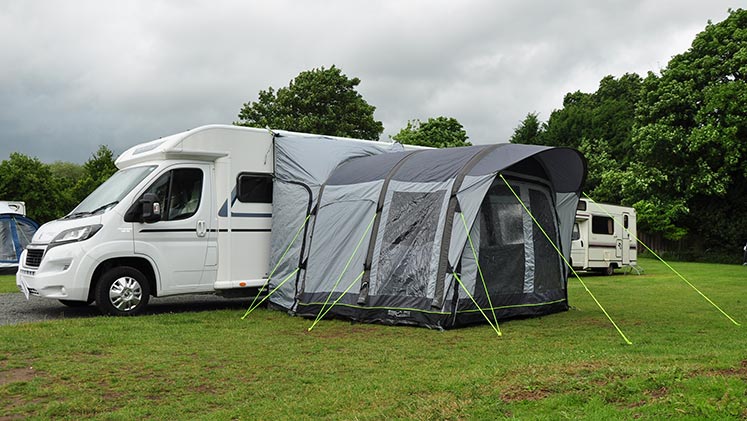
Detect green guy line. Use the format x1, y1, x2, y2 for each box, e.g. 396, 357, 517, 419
459, 212, 500, 331
312, 212, 377, 327
244, 214, 311, 317
241, 267, 299, 319
582, 193, 741, 327
452, 271, 502, 336
500, 174, 633, 345
308, 270, 365, 332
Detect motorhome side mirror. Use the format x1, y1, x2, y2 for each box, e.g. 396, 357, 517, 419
140, 193, 162, 223
124, 193, 162, 223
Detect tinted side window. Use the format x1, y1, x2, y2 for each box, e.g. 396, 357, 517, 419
591, 216, 614, 235
237, 174, 273, 203
168, 169, 203, 220
142, 168, 203, 221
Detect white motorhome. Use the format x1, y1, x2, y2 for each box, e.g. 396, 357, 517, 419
570, 198, 637, 275
16, 125, 388, 315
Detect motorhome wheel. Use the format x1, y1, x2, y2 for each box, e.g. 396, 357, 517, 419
95, 267, 150, 316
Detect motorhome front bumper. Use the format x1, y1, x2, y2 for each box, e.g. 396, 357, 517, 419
16, 244, 91, 301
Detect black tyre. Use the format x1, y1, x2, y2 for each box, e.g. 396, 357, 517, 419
95, 266, 150, 316
59, 299, 92, 307
604, 264, 615, 276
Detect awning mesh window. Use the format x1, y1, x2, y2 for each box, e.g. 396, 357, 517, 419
376, 190, 445, 297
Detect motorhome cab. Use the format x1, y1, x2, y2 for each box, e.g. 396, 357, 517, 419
570, 198, 637, 275
16, 125, 383, 315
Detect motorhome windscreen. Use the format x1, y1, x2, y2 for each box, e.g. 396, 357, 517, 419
71, 166, 157, 216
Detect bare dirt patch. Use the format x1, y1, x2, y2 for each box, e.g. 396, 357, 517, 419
0, 367, 38, 386
691, 360, 747, 379
501, 387, 551, 402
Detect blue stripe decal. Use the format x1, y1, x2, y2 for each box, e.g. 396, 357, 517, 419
230, 212, 272, 218
217, 185, 238, 217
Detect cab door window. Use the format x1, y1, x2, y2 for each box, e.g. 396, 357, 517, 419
143, 168, 203, 221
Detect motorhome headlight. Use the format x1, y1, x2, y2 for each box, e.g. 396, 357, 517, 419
51, 225, 103, 245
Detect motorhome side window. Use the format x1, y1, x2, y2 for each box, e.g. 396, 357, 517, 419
237, 173, 272, 203
591, 216, 614, 235
142, 168, 203, 221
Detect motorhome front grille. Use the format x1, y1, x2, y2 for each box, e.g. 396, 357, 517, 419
25, 249, 44, 268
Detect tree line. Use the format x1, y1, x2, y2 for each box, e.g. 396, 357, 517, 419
509, 9, 746, 259
0, 146, 117, 223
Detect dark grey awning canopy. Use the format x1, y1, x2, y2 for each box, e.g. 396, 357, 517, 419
327, 144, 586, 193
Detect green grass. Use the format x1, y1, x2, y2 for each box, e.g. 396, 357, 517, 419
2, 257, 746, 419
0, 274, 18, 293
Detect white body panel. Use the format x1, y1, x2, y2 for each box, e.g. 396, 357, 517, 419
0, 201, 26, 216
570, 199, 637, 273
17, 125, 389, 305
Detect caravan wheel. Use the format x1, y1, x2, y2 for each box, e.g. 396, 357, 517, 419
95, 267, 150, 316
604, 264, 615, 276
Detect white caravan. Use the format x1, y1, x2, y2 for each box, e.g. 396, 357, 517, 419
570, 198, 637, 275
16, 125, 387, 315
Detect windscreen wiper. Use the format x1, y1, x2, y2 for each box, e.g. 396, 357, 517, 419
63, 211, 91, 220
89, 201, 119, 215
63, 201, 119, 219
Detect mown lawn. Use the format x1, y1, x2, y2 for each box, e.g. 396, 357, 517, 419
1, 258, 746, 419
0, 274, 18, 294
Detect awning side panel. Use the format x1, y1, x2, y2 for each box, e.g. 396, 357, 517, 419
296, 181, 382, 317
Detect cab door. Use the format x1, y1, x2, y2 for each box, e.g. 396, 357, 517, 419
133, 164, 213, 294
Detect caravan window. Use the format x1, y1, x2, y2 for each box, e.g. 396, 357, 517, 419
237, 174, 273, 203
624, 215, 629, 229
591, 216, 614, 235
572, 223, 580, 241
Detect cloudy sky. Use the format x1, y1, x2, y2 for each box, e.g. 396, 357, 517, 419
0, 1, 741, 163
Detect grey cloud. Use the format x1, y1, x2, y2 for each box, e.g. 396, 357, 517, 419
0, 0, 741, 162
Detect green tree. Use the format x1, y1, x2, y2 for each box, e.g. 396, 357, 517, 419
0, 153, 65, 223
236, 65, 384, 140
48, 161, 85, 215
392, 116, 471, 148
509, 112, 544, 145
72, 145, 118, 204
627, 8, 747, 245
540, 73, 642, 163
510, 74, 642, 202
48, 161, 84, 185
